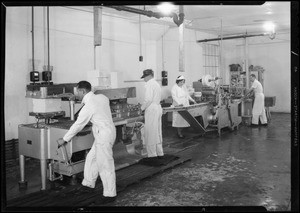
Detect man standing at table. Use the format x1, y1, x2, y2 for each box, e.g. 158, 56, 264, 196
140, 69, 164, 158
244, 74, 268, 127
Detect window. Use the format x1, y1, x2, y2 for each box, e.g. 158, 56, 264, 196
202, 43, 220, 78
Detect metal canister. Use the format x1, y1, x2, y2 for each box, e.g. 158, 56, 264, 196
30, 71, 40, 82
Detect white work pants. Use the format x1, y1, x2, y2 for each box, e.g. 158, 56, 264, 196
82, 124, 116, 197
252, 93, 268, 125
144, 104, 164, 157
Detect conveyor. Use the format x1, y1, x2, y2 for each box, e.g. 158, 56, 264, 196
162, 102, 211, 135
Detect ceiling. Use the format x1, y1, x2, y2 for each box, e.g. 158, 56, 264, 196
100, 2, 291, 37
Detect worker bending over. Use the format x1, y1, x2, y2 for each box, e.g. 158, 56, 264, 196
57, 81, 117, 204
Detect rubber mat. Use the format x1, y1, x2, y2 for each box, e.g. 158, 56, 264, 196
137, 154, 179, 167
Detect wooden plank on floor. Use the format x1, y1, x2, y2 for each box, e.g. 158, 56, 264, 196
6, 147, 193, 207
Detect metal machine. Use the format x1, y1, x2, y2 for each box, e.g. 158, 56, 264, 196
18, 84, 144, 190
162, 102, 211, 136
162, 74, 242, 137
190, 75, 243, 135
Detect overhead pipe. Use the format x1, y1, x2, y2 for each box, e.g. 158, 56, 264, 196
41, 6, 53, 84
105, 5, 184, 27
178, 6, 184, 72
105, 5, 170, 19
219, 19, 223, 81
139, 11, 143, 61
31, 7, 35, 71
47, 6, 50, 68
173, 5, 184, 27
29, 6, 40, 84
197, 33, 268, 43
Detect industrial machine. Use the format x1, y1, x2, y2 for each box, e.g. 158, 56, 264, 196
190, 74, 243, 135
18, 84, 144, 190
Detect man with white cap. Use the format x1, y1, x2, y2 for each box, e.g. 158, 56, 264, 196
244, 74, 268, 127
171, 75, 196, 138
140, 69, 164, 158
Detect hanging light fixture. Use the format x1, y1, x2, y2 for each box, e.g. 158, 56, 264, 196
263, 21, 276, 40
157, 2, 175, 15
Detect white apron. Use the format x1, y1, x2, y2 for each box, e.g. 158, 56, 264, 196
251, 79, 267, 125
144, 103, 164, 157
171, 85, 190, 128
252, 93, 267, 124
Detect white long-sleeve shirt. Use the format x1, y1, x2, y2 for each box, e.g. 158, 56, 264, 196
63, 91, 114, 142
171, 84, 194, 106
251, 79, 264, 95
141, 78, 162, 111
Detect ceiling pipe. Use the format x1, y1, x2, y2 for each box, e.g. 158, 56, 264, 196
105, 5, 170, 18
139, 10, 143, 61
105, 5, 184, 27
31, 6, 35, 71
173, 5, 184, 27
197, 33, 268, 43
47, 6, 50, 68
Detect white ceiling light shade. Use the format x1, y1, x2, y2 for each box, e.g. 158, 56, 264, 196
263, 21, 275, 33
266, 10, 273, 15
157, 2, 176, 15
263, 22, 276, 40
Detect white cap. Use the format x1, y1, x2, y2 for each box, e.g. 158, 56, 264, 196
177, 75, 185, 80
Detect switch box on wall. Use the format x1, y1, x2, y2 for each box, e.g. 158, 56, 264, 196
162, 71, 168, 86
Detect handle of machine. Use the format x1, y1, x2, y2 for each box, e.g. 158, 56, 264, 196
56, 140, 71, 164
57, 141, 68, 149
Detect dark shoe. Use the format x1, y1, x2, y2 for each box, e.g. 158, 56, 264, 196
81, 185, 95, 193
177, 134, 185, 139
250, 124, 259, 128
95, 195, 116, 205
261, 123, 268, 126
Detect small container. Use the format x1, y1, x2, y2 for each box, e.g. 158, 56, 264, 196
42, 71, 52, 81
30, 71, 40, 82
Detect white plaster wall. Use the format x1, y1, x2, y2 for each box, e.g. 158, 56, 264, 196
5, 7, 34, 140
156, 27, 216, 100
247, 41, 290, 113
233, 33, 291, 113
4, 7, 157, 140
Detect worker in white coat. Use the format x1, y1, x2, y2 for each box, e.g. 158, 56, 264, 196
171, 75, 196, 138
140, 69, 164, 158
57, 81, 117, 205
244, 74, 268, 127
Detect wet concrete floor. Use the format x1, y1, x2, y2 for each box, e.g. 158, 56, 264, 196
3, 113, 292, 211
110, 113, 291, 210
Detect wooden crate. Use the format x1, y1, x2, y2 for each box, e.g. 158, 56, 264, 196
265, 96, 276, 107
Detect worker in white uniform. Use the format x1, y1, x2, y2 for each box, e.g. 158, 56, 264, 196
57, 81, 117, 204
171, 75, 196, 138
244, 74, 268, 127
140, 69, 164, 158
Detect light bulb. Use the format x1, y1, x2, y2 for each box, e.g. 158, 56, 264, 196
157, 2, 175, 15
